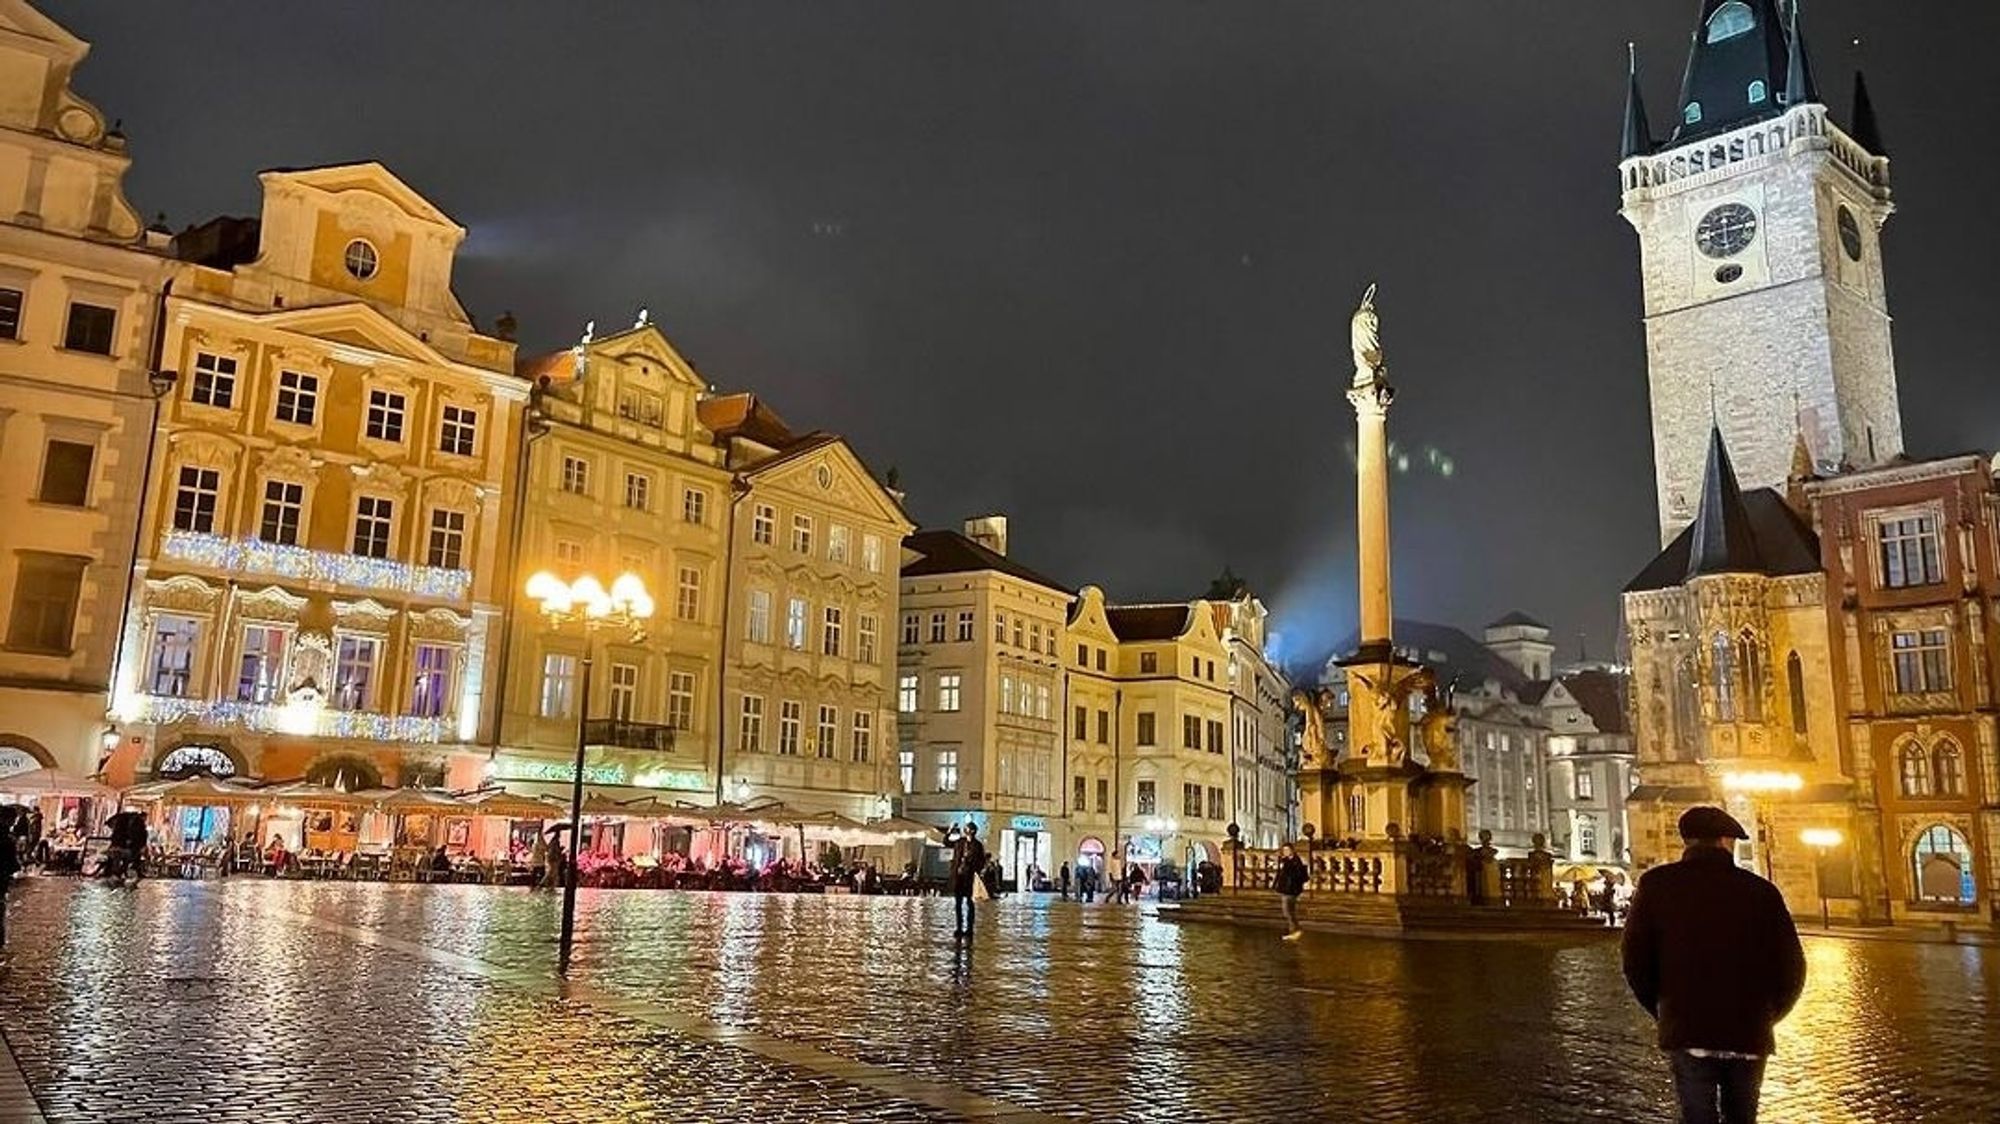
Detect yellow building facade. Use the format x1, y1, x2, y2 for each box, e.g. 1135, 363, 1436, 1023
0, 2, 174, 778
107, 163, 524, 795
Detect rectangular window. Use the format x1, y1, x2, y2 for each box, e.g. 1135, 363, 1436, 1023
439, 405, 477, 456
1097, 710, 1110, 744
682, 487, 707, 525
275, 371, 318, 425
899, 748, 916, 794
937, 673, 962, 712
1136, 780, 1157, 816
1073, 776, 1087, 812
236, 625, 288, 704
540, 653, 577, 718
828, 524, 849, 564
994, 611, 1006, 642
791, 514, 813, 554
1208, 786, 1224, 821
1184, 783, 1202, 819
929, 612, 947, 644
608, 662, 639, 722
822, 605, 843, 657
63, 302, 115, 355
0, 287, 20, 339
817, 705, 838, 759
5, 553, 83, 654
786, 596, 807, 650
747, 589, 773, 645
857, 614, 878, 664
1096, 777, 1109, 813
426, 509, 466, 570
668, 671, 696, 730
146, 614, 200, 695
624, 472, 652, 511
862, 534, 882, 574
1000, 675, 1014, 716
352, 496, 394, 559
1140, 651, 1158, 674
901, 612, 920, 646
259, 480, 304, 545
676, 566, 702, 622
172, 466, 220, 533
555, 539, 584, 568
334, 634, 381, 710
851, 711, 873, 763
956, 611, 975, 642
1136, 712, 1156, 746
1036, 683, 1050, 720
1074, 705, 1088, 740
1077, 644, 1088, 667
1095, 649, 1106, 672
1183, 714, 1201, 749
1012, 617, 1023, 647
740, 695, 765, 751
1574, 767, 1595, 801
898, 673, 919, 713
1207, 719, 1223, 754
560, 455, 590, 496
752, 503, 775, 545
1879, 515, 1944, 589
365, 389, 407, 443
37, 440, 94, 507
778, 699, 802, 755
1891, 629, 1952, 693
934, 748, 959, 792
1029, 622, 1041, 654
410, 643, 453, 718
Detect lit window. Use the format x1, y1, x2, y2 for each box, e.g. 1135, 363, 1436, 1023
147, 615, 201, 697
899, 748, 916, 794
676, 566, 702, 622
365, 389, 406, 443
828, 524, 850, 565
236, 625, 288, 704
851, 711, 872, 763
1578, 814, 1599, 857
335, 634, 381, 710
668, 671, 695, 730
275, 371, 319, 425
190, 353, 237, 408
540, 653, 578, 718
739, 695, 765, 751
1684, 102, 1703, 126
1879, 515, 1943, 588
816, 705, 838, 759
1706, 1, 1755, 43
791, 514, 813, 554
751, 504, 775, 545
929, 612, 947, 644
1934, 740, 1964, 797
1136, 780, 1156, 816
857, 614, 878, 664
956, 611, 974, 642
747, 589, 773, 645
427, 509, 466, 570
937, 673, 962, 712
862, 534, 882, 573
778, 699, 802, 755
1747, 80, 1768, 105
352, 496, 394, 559
682, 487, 707, 525
822, 605, 843, 656
410, 643, 454, 718
786, 596, 807, 650
172, 466, 220, 533
259, 480, 304, 546
560, 455, 590, 496
608, 662, 639, 723
1911, 825, 1974, 904
898, 674, 919, 713
934, 748, 959, 792
439, 405, 477, 456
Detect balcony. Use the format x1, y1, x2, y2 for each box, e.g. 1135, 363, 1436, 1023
584, 719, 677, 752
159, 530, 472, 601
122, 693, 451, 744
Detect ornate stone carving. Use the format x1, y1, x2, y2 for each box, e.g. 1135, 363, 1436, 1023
236, 584, 308, 623
406, 606, 469, 641
144, 573, 221, 614
289, 631, 333, 697
1292, 686, 1332, 769
332, 597, 396, 633
352, 460, 411, 494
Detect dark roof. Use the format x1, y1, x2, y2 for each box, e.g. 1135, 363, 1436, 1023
1488, 610, 1548, 630
1621, 45, 1655, 159
1626, 453, 1821, 592
1329, 619, 1529, 697
1850, 70, 1885, 153
1671, 0, 1802, 145
1782, 3, 1818, 108
172, 216, 260, 269
697, 393, 797, 448
1559, 669, 1631, 735
900, 530, 1068, 594
1686, 426, 1763, 578
1106, 605, 1194, 643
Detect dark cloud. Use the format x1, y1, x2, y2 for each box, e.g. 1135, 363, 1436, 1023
46, 0, 2000, 661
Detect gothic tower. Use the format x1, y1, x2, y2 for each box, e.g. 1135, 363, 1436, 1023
1620, 1, 1900, 546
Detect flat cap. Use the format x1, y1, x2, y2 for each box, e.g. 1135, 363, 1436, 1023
1678, 805, 1749, 841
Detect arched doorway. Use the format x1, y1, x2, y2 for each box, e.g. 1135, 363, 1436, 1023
1076, 836, 1105, 872
304, 752, 383, 792
0, 734, 55, 779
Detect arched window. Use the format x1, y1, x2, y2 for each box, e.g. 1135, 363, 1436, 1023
156, 744, 237, 780
1911, 825, 1975, 904
1712, 633, 1737, 722
1707, 1, 1756, 43
1786, 652, 1808, 735
1933, 740, 1965, 797
1898, 742, 1932, 797
1684, 102, 1704, 126
1748, 80, 1769, 105
1736, 631, 1763, 722
1673, 655, 1701, 760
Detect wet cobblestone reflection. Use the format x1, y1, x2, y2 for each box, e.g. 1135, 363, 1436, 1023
1, 879, 1993, 1123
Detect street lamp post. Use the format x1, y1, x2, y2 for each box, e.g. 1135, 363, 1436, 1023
525, 570, 654, 973
1801, 827, 1842, 930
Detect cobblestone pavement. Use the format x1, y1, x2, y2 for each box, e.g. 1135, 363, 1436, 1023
3, 879, 1997, 1123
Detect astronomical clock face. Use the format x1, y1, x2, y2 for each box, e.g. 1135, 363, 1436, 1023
1695, 202, 1758, 259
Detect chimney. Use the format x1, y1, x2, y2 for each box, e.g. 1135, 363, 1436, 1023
964, 514, 1008, 556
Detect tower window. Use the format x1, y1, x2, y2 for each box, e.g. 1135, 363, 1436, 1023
1684, 102, 1703, 126
1706, 1, 1755, 43
1747, 80, 1768, 105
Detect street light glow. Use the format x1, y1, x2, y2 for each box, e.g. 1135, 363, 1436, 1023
1719, 770, 1804, 794
1800, 828, 1843, 848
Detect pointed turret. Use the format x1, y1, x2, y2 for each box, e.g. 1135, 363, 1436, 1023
1621, 43, 1655, 160
1782, 1, 1818, 107
1685, 427, 1764, 579
1850, 70, 1885, 154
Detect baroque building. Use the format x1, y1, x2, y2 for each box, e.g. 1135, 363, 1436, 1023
106, 163, 524, 789
1211, 587, 1294, 849
0, 1, 174, 778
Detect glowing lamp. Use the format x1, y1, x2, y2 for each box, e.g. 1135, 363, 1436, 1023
525, 570, 564, 603
1800, 828, 1843, 849
1719, 770, 1804, 794
609, 572, 646, 606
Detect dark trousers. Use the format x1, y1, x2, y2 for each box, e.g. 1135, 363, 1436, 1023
1280, 893, 1301, 932
953, 888, 975, 931
1669, 1051, 1766, 1124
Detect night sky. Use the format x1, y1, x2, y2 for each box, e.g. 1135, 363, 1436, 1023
44, 1, 2000, 668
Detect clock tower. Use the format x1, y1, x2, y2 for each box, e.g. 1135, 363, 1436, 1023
1620, 0, 1900, 546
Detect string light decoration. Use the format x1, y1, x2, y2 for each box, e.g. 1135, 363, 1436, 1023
127, 694, 450, 744
160, 530, 471, 601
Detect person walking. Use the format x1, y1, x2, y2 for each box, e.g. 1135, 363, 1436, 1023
0, 807, 19, 949
942, 821, 987, 938
1057, 861, 1071, 901
1274, 843, 1308, 941
1109, 850, 1128, 904
1622, 807, 1806, 1124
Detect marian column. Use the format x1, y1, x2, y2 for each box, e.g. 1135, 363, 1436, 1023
1347, 285, 1394, 656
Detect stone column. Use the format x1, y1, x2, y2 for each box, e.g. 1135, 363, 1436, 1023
1348, 378, 1396, 654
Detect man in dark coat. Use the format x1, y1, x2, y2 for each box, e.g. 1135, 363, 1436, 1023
941, 822, 986, 937
1622, 806, 1806, 1124
1273, 843, 1308, 941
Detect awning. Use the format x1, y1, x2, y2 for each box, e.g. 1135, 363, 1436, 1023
370, 788, 471, 814
255, 781, 375, 808
0, 767, 118, 800
456, 788, 570, 819
122, 776, 262, 805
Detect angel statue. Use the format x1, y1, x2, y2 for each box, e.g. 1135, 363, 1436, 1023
1351, 282, 1383, 385
1292, 686, 1333, 769
1418, 678, 1461, 772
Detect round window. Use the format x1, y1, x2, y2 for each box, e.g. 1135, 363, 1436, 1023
1714, 264, 1745, 284
343, 239, 379, 281
815, 464, 833, 490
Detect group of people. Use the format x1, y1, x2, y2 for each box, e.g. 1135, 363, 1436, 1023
1566, 869, 1633, 926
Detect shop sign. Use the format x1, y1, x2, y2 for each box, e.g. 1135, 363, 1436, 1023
631, 768, 707, 792
492, 757, 624, 786
0, 747, 39, 778
1010, 815, 1046, 832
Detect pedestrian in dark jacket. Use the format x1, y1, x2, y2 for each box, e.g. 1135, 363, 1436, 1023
1057, 861, 1071, 901
1274, 843, 1308, 941
0, 806, 18, 948
1621, 806, 1806, 1124
942, 822, 987, 937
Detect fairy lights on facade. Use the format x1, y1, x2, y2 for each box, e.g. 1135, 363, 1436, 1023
160, 530, 472, 601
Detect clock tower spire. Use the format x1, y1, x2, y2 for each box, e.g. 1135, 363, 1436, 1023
1619, 0, 1901, 546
